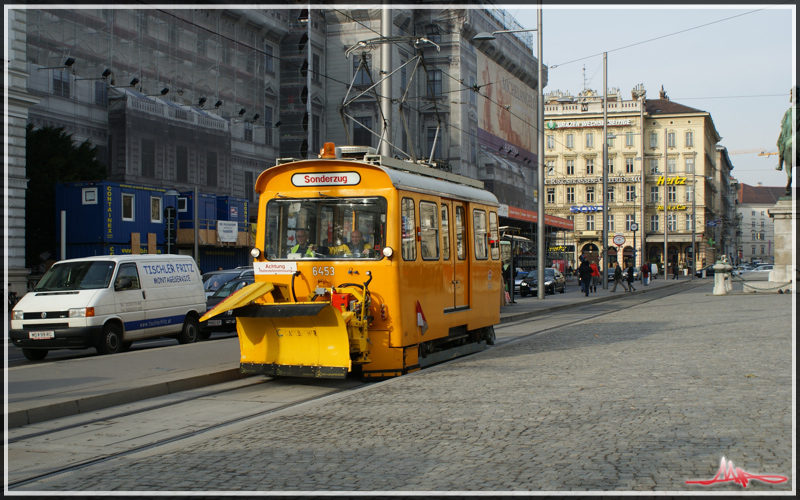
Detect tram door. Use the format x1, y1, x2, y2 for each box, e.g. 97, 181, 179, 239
453, 202, 469, 309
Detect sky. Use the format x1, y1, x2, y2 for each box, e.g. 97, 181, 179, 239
510, 3, 795, 189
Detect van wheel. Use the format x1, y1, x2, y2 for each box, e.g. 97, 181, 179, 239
22, 348, 48, 361
177, 316, 199, 344
97, 323, 123, 354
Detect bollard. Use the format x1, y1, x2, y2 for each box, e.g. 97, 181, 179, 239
712, 259, 728, 295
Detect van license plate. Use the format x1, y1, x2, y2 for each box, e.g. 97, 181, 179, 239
29, 331, 55, 340
208, 320, 222, 326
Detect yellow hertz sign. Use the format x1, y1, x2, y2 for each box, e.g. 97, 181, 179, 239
656, 176, 687, 185
657, 205, 688, 211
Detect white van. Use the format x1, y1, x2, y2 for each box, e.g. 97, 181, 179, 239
10, 255, 206, 361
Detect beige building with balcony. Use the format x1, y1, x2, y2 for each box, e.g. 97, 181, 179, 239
543, 85, 730, 274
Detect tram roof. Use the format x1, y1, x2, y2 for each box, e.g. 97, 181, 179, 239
376, 165, 499, 207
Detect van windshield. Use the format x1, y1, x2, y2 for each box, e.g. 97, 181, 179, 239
35, 261, 116, 291
264, 197, 387, 261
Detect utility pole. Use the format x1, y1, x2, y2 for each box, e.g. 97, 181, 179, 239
380, 5, 392, 157
601, 52, 608, 289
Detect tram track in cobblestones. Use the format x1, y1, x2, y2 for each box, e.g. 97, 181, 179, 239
7, 377, 368, 489
8, 282, 704, 490
493, 280, 707, 348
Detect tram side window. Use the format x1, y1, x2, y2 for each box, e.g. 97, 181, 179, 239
441, 205, 450, 260
419, 201, 439, 260
401, 198, 416, 261
473, 209, 488, 260
456, 206, 466, 260
489, 211, 500, 260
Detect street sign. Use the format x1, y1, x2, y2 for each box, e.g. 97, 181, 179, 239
630, 223, 639, 231
613, 235, 626, 246
706, 221, 718, 227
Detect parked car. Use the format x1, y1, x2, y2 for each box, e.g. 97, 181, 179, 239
606, 265, 639, 281
752, 264, 773, 272
513, 271, 529, 293
202, 268, 254, 299
695, 265, 716, 278
200, 276, 255, 338
9, 255, 206, 360
519, 268, 566, 296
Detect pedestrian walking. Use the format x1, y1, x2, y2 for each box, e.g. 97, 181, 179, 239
566, 263, 574, 280
610, 262, 628, 292
589, 261, 600, 292
578, 257, 593, 297
626, 262, 636, 293
672, 262, 680, 280
641, 260, 650, 286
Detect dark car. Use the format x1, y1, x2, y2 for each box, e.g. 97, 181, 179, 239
200, 276, 255, 338
513, 271, 529, 293
607, 265, 639, 281
202, 268, 254, 298
519, 268, 566, 296
695, 265, 716, 278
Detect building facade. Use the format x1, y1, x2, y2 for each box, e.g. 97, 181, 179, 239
7, 5, 575, 286
736, 183, 786, 264
543, 85, 733, 274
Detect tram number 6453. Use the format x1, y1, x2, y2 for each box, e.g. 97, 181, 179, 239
312, 266, 335, 276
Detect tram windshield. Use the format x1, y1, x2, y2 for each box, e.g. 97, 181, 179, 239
264, 197, 388, 260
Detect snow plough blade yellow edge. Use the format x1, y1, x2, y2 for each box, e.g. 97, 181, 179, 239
200, 282, 352, 379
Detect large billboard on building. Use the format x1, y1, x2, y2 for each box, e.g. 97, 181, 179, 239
477, 54, 537, 160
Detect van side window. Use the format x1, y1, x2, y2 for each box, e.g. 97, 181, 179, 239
489, 211, 500, 260
115, 263, 141, 290
401, 197, 416, 261
419, 201, 439, 260
473, 209, 488, 260
441, 204, 450, 260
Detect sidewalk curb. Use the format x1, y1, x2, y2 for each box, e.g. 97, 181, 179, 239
7, 368, 249, 429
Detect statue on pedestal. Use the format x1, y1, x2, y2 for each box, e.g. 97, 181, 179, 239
775, 86, 797, 196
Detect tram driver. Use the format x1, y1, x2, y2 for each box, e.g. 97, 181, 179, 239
317, 230, 374, 258
286, 228, 317, 258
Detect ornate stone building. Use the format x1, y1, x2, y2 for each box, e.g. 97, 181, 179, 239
543, 85, 733, 273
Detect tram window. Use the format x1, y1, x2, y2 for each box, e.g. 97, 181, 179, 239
456, 206, 466, 260
401, 198, 416, 261
264, 196, 387, 260
419, 201, 439, 260
473, 209, 489, 260
489, 211, 500, 260
441, 205, 450, 260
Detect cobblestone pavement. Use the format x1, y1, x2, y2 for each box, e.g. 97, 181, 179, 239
22, 284, 794, 493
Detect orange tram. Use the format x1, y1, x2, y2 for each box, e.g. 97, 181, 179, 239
202, 143, 503, 379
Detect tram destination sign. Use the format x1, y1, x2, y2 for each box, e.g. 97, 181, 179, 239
292, 172, 361, 187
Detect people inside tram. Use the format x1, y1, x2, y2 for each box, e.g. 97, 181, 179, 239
287, 228, 317, 257
317, 230, 374, 257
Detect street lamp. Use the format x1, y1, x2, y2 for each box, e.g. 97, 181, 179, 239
473, 1, 544, 299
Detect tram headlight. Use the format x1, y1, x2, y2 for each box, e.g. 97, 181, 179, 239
250, 247, 261, 259
382, 247, 394, 258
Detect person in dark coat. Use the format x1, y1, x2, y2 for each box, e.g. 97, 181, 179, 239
626, 262, 636, 293
578, 258, 593, 297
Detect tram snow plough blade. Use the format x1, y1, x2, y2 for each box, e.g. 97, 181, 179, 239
200, 282, 352, 379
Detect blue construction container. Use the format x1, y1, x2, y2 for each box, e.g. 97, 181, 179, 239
216, 196, 249, 231
178, 191, 218, 231
56, 181, 171, 249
